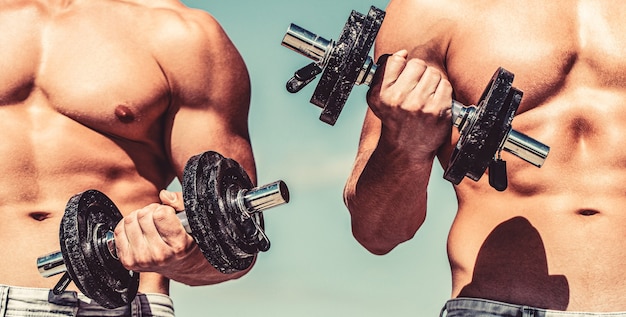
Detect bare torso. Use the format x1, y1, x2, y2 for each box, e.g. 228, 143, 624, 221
0, 0, 191, 294
431, 1, 626, 311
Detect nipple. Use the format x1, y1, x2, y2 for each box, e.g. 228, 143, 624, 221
115, 105, 135, 123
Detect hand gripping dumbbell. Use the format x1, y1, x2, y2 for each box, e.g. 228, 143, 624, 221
281, 6, 550, 191
36, 151, 289, 309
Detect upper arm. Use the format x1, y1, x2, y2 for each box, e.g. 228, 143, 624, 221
151, 9, 255, 183
376, 0, 455, 68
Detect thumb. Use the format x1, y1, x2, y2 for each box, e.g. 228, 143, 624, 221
159, 190, 185, 211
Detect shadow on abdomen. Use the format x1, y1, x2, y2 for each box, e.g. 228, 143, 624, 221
458, 216, 569, 310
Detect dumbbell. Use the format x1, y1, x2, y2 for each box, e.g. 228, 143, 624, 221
281, 6, 550, 191
36, 151, 289, 309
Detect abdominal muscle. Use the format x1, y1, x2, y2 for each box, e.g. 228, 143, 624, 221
0, 108, 173, 295
444, 88, 626, 311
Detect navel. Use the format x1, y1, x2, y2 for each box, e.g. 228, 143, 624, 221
29, 212, 51, 221
115, 105, 135, 123
577, 209, 599, 216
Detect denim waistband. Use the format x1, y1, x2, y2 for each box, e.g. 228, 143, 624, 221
441, 298, 626, 317
0, 284, 175, 316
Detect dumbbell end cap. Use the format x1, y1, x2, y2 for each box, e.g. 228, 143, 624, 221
277, 180, 290, 204
242, 180, 290, 213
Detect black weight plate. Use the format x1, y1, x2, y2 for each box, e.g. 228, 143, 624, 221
444, 68, 515, 184
182, 152, 232, 272
183, 151, 268, 274
461, 85, 521, 181
200, 152, 269, 256
471, 87, 522, 181
60, 189, 138, 309
312, 6, 385, 125
208, 157, 270, 254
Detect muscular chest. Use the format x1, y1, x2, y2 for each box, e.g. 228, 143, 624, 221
446, 1, 626, 112
0, 4, 170, 140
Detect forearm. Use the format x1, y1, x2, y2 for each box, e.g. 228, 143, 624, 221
160, 243, 250, 286
344, 133, 434, 255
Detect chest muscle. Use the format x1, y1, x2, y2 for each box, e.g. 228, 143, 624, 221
0, 4, 170, 141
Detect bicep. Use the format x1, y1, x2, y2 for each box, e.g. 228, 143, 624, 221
168, 103, 254, 182
159, 10, 255, 182
376, 0, 454, 67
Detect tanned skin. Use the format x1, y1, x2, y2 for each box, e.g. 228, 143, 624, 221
0, 0, 255, 296
344, 0, 626, 311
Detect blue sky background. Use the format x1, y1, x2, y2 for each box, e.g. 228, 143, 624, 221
169, 1, 459, 316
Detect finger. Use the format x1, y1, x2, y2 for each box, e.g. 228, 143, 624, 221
377, 50, 410, 88
159, 190, 184, 211
122, 209, 154, 265
369, 53, 390, 90
432, 78, 454, 119
140, 205, 188, 264
135, 205, 166, 243
413, 66, 443, 101
374, 49, 407, 70
151, 205, 191, 254
115, 210, 150, 269
400, 67, 449, 117
392, 58, 428, 92
113, 219, 130, 259
368, 50, 411, 108
132, 204, 185, 268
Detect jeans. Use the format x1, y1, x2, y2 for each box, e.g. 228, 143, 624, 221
441, 298, 626, 317
0, 284, 175, 317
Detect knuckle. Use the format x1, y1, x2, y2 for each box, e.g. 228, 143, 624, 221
175, 234, 195, 255
161, 231, 190, 254
409, 101, 440, 119
441, 77, 451, 86
123, 212, 137, 225
380, 89, 405, 108
119, 255, 135, 270
406, 58, 426, 70
134, 254, 155, 269
171, 240, 189, 256
440, 79, 452, 91
113, 224, 124, 236
150, 253, 167, 266
132, 261, 147, 270
423, 66, 441, 79
152, 206, 173, 222
135, 209, 149, 221
388, 53, 407, 64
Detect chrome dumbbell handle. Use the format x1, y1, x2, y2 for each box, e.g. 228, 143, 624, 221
37, 181, 289, 279
502, 130, 549, 167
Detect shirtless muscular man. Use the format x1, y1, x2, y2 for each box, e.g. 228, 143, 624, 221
0, 0, 254, 315
344, 0, 626, 315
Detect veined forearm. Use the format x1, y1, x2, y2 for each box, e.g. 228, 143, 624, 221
161, 244, 249, 286
344, 139, 434, 255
